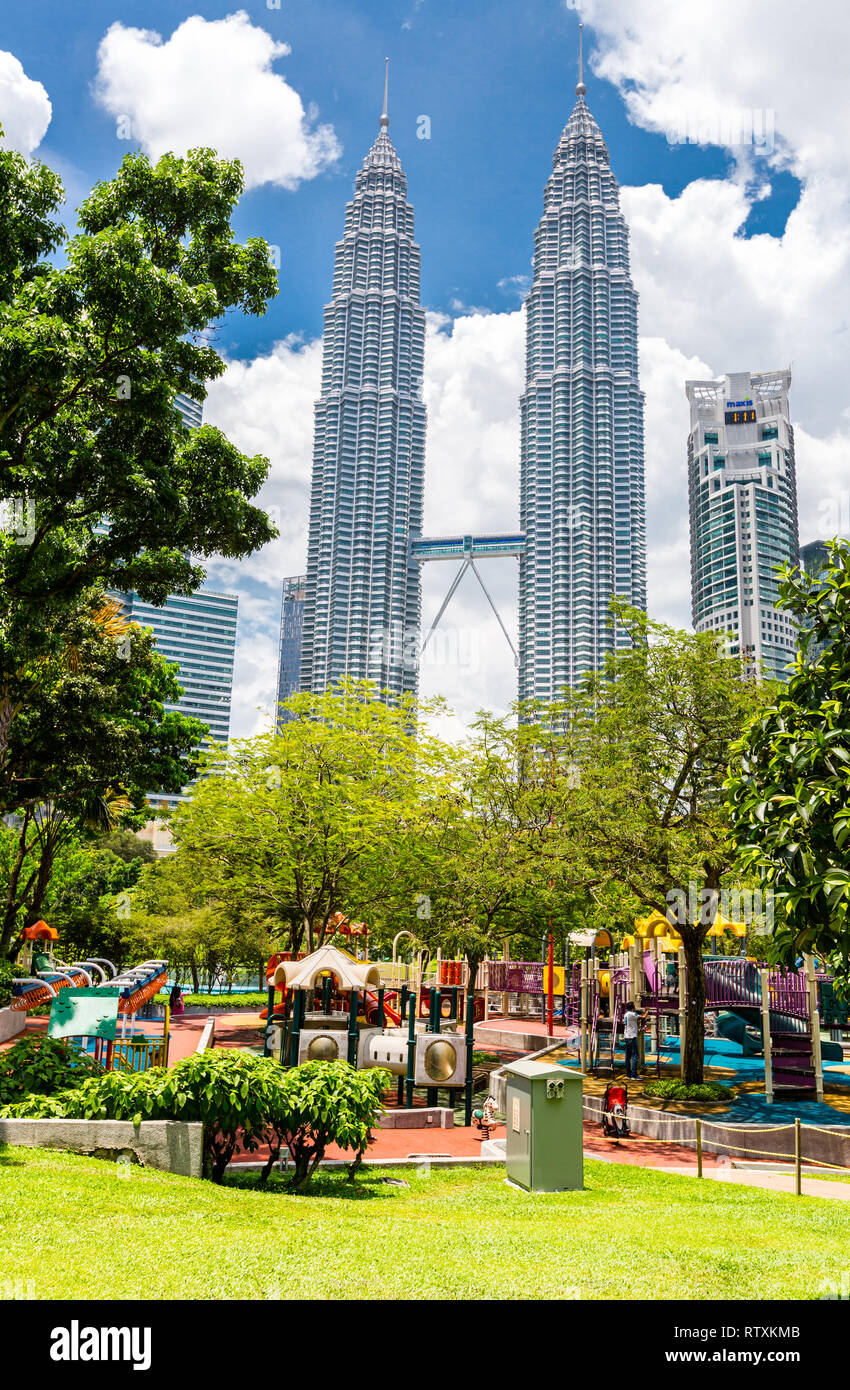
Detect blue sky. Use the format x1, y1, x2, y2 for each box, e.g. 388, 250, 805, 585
5, 0, 799, 351
2, 1, 848, 737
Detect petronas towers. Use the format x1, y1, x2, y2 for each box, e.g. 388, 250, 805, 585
519, 68, 646, 701
301, 49, 645, 703
300, 72, 425, 698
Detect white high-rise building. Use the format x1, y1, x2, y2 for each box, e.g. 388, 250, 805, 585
518, 35, 646, 703
300, 69, 425, 699
686, 368, 799, 681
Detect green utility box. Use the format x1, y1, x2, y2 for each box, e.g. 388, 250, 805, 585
504, 1057, 583, 1193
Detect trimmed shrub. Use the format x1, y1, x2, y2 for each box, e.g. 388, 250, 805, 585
260, 1061, 390, 1191
152, 992, 268, 1010
1, 1049, 389, 1191
642, 1079, 731, 1102
0, 960, 14, 1009
0, 1034, 103, 1105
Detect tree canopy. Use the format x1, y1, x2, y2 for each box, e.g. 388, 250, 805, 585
728, 540, 850, 979
169, 681, 450, 954
544, 607, 767, 1081
0, 139, 279, 781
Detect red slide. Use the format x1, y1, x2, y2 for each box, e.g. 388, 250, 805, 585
364, 989, 401, 1027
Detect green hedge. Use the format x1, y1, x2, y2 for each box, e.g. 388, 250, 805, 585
0, 1034, 103, 1105
641, 1079, 731, 1102
153, 991, 268, 1010
0, 1051, 388, 1189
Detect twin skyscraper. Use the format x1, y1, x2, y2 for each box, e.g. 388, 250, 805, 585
299, 47, 646, 704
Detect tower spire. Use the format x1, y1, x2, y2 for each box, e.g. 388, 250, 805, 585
380, 57, 389, 128
576, 23, 586, 97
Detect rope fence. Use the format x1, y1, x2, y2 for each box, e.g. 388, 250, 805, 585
697, 1117, 850, 1192
583, 1100, 850, 1193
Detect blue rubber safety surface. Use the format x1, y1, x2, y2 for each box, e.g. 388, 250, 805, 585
556, 1045, 850, 1126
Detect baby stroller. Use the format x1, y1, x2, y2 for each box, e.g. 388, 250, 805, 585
601, 1082, 630, 1140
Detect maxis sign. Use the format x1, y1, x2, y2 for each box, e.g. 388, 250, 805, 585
726, 399, 753, 408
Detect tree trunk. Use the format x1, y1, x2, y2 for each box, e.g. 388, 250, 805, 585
682, 930, 707, 1084
190, 959, 200, 994
0, 811, 32, 954
466, 956, 480, 993
24, 835, 55, 927
260, 1144, 280, 1184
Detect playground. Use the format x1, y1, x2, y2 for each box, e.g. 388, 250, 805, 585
5, 913, 850, 1166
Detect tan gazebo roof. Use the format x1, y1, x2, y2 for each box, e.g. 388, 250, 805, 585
272, 944, 381, 993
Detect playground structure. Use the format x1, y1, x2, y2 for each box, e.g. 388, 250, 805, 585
10, 922, 170, 1072
261, 925, 487, 1028
483, 913, 849, 1103
11, 922, 116, 1010
262, 943, 479, 1120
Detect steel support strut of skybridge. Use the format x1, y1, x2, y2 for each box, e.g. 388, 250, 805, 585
411, 533, 525, 667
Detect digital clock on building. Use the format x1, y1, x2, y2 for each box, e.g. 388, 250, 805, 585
724, 408, 757, 425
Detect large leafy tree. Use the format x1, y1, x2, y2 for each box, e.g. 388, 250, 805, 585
548, 608, 766, 1083
413, 711, 576, 989
0, 593, 205, 954
728, 541, 850, 979
0, 140, 278, 776
8, 827, 154, 971
170, 681, 448, 954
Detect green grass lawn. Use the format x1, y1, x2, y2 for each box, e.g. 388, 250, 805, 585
1, 1144, 847, 1300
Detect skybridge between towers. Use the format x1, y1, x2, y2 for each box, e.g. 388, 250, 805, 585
410, 532, 526, 666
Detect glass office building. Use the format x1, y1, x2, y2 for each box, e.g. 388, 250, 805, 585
300, 82, 426, 699
518, 73, 646, 702
276, 575, 307, 723
686, 369, 799, 681
109, 392, 239, 810
799, 539, 831, 661
111, 587, 238, 745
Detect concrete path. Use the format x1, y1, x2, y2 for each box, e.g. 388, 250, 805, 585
653, 1164, 850, 1200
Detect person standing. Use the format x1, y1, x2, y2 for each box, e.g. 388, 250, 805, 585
622, 1000, 643, 1079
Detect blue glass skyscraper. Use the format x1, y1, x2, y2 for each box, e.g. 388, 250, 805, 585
276, 574, 307, 723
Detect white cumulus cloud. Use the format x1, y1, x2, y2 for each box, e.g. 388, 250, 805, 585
201, 2, 850, 734
202, 335, 322, 737
93, 12, 339, 190
0, 50, 51, 154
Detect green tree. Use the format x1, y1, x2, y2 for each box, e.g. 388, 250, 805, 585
0, 592, 204, 954
170, 681, 448, 953
548, 608, 766, 1083
728, 541, 850, 979
413, 710, 571, 988
0, 139, 278, 780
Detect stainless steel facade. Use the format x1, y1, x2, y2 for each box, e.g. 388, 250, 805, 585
518, 82, 646, 702
300, 92, 425, 698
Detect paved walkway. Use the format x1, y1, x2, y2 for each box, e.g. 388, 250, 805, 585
653, 1164, 850, 1201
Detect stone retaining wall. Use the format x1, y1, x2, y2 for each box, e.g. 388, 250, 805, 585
0, 1118, 203, 1177
0, 1007, 25, 1043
